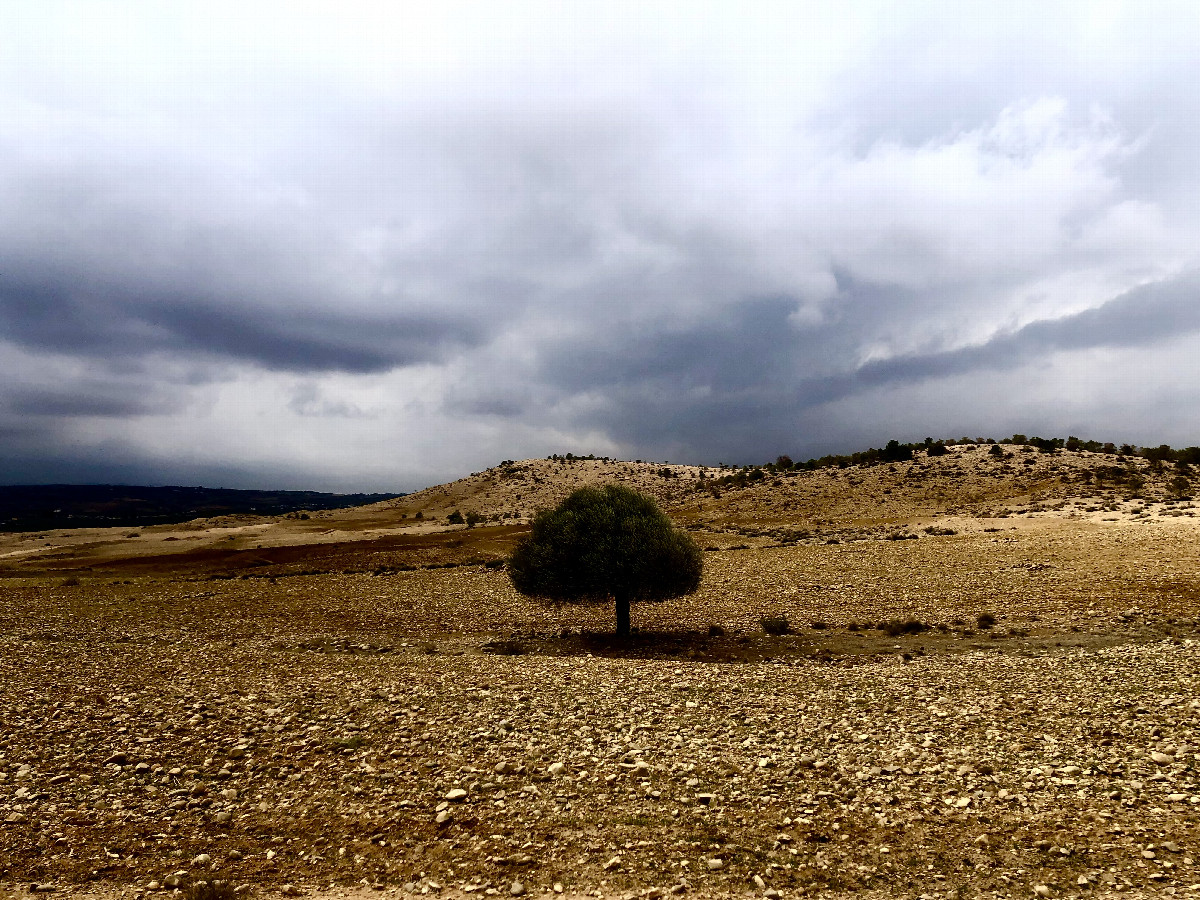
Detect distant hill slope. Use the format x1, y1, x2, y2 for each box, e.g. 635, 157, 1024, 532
2, 442, 1196, 577
0, 484, 403, 531
382, 443, 1196, 536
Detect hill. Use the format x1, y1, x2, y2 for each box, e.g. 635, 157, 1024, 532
0, 483, 403, 532
0, 438, 1195, 579
383, 440, 1197, 538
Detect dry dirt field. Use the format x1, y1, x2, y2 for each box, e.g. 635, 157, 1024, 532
2, 446, 1200, 900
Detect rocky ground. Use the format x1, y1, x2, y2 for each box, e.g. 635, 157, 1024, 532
2, 447, 1200, 899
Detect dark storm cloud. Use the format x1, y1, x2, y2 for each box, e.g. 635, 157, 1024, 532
543, 297, 807, 393
5, 386, 165, 418
525, 272, 1200, 462
0, 271, 485, 373
852, 273, 1200, 387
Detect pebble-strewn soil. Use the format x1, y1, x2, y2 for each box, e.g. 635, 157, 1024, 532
3, 448, 1200, 900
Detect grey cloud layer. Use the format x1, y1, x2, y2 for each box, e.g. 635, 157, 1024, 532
0, 269, 486, 373
2, 3, 1199, 488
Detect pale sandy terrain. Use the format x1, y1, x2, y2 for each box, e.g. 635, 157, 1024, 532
2, 446, 1199, 900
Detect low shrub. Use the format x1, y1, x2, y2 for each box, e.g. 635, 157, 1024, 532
976, 612, 998, 629
184, 882, 239, 900
761, 616, 791, 635
881, 618, 930, 637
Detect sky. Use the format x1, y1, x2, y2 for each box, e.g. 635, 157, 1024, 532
3, 1, 1200, 492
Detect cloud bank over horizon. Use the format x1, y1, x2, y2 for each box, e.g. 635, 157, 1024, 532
3, 1, 1200, 492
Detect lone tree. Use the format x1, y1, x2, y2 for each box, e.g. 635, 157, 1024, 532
507, 484, 703, 637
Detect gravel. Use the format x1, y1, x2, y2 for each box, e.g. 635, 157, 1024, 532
2, 601, 1199, 898
2, 447, 1200, 899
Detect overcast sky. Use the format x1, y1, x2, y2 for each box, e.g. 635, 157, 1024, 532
3, 1, 1200, 491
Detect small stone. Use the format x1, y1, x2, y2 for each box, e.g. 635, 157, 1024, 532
509, 882, 525, 896
553, 884, 563, 894
28, 885, 57, 894
146, 882, 161, 891
192, 853, 213, 867
753, 875, 767, 890
602, 856, 622, 871
227, 746, 248, 760
435, 810, 451, 825
494, 761, 511, 775
1152, 751, 1174, 765
445, 788, 468, 801
212, 811, 232, 824
1164, 841, 1183, 853
280, 885, 300, 897
548, 762, 566, 776
1033, 886, 1051, 898
763, 891, 780, 900
104, 752, 129, 766
706, 858, 724, 871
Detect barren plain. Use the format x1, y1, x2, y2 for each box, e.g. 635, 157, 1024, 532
2, 445, 1200, 900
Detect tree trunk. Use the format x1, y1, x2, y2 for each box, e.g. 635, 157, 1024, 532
615, 593, 631, 638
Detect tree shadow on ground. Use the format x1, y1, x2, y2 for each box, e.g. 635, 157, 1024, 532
481, 628, 827, 663
478, 621, 1179, 664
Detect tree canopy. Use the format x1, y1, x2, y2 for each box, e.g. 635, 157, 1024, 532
507, 484, 703, 636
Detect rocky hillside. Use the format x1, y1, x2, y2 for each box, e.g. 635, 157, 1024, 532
380, 443, 1197, 538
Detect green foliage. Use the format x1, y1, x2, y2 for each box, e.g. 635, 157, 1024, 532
447, 509, 465, 525
761, 615, 791, 635
880, 618, 930, 636
507, 485, 703, 635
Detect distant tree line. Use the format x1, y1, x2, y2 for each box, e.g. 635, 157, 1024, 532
704, 435, 1200, 489
504, 436, 1200, 493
